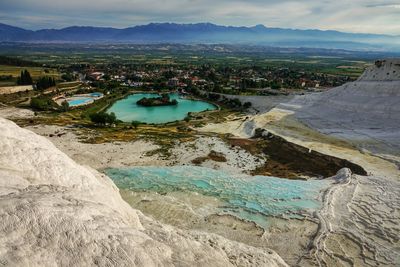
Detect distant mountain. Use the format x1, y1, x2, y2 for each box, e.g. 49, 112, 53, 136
1, 22, 399, 51
0, 23, 32, 41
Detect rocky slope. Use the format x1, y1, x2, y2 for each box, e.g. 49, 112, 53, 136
286, 59, 400, 158
198, 58, 400, 266
288, 59, 400, 266
0, 117, 287, 267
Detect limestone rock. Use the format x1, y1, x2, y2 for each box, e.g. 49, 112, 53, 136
287, 58, 400, 157
0, 117, 287, 267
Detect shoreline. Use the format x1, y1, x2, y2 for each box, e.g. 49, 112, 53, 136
106, 91, 221, 125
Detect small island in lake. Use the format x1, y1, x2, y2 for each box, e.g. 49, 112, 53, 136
136, 93, 178, 107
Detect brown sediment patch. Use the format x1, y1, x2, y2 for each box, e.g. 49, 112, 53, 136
227, 138, 261, 155
192, 150, 227, 165
227, 133, 367, 179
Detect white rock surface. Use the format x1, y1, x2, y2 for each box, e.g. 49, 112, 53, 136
286, 58, 400, 157
197, 59, 400, 266
25, 124, 161, 170
0, 117, 287, 267
357, 59, 400, 81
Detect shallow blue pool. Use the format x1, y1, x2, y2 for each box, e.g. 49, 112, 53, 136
90, 92, 103, 97
107, 93, 217, 124
106, 166, 331, 223
68, 97, 93, 106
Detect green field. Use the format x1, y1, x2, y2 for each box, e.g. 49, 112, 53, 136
0, 65, 60, 79
0, 43, 378, 78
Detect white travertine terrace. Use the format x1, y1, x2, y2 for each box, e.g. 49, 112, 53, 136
198, 59, 400, 266
0, 117, 287, 267
290, 59, 400, 157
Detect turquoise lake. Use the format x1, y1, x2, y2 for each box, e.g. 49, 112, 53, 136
106, 166, 331, 224
107, 93, 217, 124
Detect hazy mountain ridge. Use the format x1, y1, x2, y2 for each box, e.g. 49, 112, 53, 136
0, 22, 399, 51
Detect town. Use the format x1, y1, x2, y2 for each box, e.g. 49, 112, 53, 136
0, 49, 362, 117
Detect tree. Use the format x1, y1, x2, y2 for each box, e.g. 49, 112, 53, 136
90, 113, 106, 125
60, 101, 69, 112
61, 73, 75, 82
131, 120, 141, 129
30, 96, 56, 111
102, 74, 111, 81
270, 81, 281, 90
89, 112, 117, 126
17, 69, 33, 85
107, 112, 117, 125
243, 102, 252, 109
230, 98, 242, 108
36, 76, 56, 91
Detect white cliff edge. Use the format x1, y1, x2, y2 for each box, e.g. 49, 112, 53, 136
0, 117, 287, 267
290, 58, 400, 157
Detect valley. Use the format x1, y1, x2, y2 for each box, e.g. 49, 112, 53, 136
0, 47, 399, 266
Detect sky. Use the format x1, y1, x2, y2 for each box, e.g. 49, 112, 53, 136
1, 0, 399, 35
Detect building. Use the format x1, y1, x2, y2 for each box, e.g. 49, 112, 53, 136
87, 72, 104, 81
168, 78, 179, 87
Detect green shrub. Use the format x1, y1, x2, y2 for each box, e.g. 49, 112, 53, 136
89, 112, 117, 126
30, 96, 57, 111
36, 76, 56, 91
60, 101, 69, 112
270, 82, 281, 90
131, 120, 141, 129
61, 73, 75, 82
243, 102, 252, 109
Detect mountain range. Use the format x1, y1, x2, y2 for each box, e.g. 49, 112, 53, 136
1, 22, 399, 51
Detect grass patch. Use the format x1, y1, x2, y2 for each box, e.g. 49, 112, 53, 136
0, 65, 60, 79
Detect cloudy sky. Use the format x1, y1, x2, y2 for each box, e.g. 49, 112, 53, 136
1, 0, 399, 35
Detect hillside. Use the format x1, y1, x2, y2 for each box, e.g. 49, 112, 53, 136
288, 59, 400, 157
0, 22, 399, 51
0, 117, 287, 266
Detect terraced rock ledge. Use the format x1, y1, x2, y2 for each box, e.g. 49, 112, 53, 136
0, 117, 287, 267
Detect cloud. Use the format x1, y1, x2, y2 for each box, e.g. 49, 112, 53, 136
0, 0, 399, 34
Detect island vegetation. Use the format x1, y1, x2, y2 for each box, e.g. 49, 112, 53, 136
136, 93, 178, 107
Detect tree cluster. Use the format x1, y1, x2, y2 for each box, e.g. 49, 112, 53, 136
61, 73, 75, 82
137, 94, 178, 107
0, 75, 12, 81
60, 101, 69, 112
131, 120, 141, 129
17, 70, 33, 85
36, 76, 56, 91
89, 112, 117, 126
30, 96, 57, 111
0, 56, 41, 67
